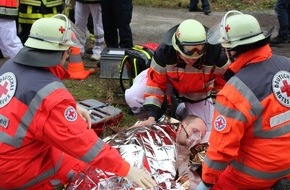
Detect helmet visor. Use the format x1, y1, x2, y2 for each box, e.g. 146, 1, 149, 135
207, 10, 243, 45
27, 14, 86, 49
53, 14, 86, 48
207, 21, 223, 45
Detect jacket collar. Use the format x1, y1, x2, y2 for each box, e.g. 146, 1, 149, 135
223, 44, 272, 81
45, 65, 70, 80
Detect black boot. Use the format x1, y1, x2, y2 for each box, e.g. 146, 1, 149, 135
189, 7, 203, 12
270, 35, 289, 45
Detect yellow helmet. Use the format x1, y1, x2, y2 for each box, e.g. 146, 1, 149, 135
25, 14, 85, 51
172, 19, 206, 59
207, 10, 273, 50
162, 19, 207, 59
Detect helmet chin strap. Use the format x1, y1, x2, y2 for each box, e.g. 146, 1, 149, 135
228, 53, 236, 63
227, 50, 239, 63
222, 50, 242, 81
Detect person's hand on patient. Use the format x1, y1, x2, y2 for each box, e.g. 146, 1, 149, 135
76, 105, 92, 128
126, 166, 157, 189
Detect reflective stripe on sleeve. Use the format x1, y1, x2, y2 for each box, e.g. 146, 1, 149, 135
215, 102, 247, 122
19, 153, 64, 189
204, 156, 228, 171
231, 160, 290, 180
0, 7, 18, 16
81, 138, 105, 163
144, 96, 163, 108
145, 86, 164, 96
228, 76, 263, 117
150, 59, 166, 74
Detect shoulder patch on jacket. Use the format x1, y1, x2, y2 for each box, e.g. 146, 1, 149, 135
272, 70, 290, 107
214, 115, 227, 131
64, 106, 77, 122
0, 72, 16, 108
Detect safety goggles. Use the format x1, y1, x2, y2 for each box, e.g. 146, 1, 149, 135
175, 35, 205, 57
181, 46, 205, 56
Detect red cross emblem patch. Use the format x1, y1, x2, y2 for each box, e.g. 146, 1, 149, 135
214, 115, 227, 131
272, 71, 290, 107
0, 72, 16, 108
64, 106, 77, 122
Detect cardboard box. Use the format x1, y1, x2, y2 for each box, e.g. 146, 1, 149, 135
100, 48, 129, 79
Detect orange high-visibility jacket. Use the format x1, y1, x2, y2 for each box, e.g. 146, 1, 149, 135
0, 0, 18, 19
0, 60, 129, 188
202, 45, 290, 189
144, 42, 229, 119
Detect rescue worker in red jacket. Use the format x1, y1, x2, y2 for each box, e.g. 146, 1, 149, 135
0, 0, 23, 58
0, 14, 157, 189
127, 19, 228, 136
197, 10, 290, 190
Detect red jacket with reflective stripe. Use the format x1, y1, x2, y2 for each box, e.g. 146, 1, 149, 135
0, 0, 18, 19
0, 60, 129, 188
144, 42, 228, 119
0, 0, 17, 7
202, 45, 290, 188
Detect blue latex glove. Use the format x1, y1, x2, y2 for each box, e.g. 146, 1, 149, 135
197, 181, 211, 190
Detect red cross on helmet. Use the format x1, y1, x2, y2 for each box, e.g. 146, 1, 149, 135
207, 10, 274, 51
25, 14, 86, 51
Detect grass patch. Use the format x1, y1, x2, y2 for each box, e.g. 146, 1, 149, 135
63, 75, 137, 130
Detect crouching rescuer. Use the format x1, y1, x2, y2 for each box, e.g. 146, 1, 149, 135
197, 10, 290, 190
0, 14, 157, 189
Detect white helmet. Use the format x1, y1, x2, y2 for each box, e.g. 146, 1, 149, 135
25, 14, 86, 51
207, 10, 273, 50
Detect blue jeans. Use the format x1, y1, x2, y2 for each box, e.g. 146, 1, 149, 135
189, 0, 210, 11
275, 0, 290, 38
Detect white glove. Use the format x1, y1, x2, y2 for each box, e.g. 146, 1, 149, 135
76, 105, 92, 128
126, 166, 157, 189
197, 181, 211, 190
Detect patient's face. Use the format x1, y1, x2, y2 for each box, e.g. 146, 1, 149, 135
176, 117, 206, 146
